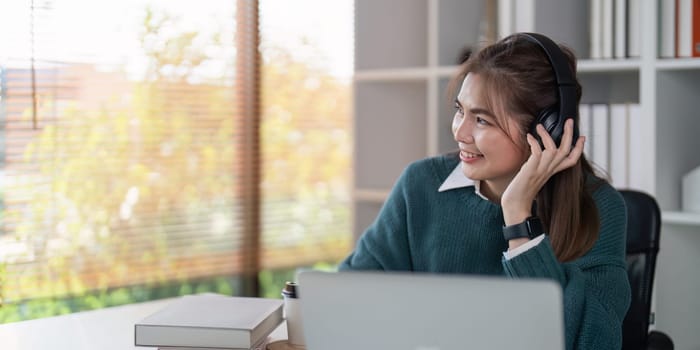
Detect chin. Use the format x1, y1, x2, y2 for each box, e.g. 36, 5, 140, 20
460, 163, 481, 180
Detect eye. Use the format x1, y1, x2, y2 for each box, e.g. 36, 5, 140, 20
475, 116, 490, 125
454, 103, 464, 116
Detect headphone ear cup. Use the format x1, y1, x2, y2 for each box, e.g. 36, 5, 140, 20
531, 105, 564, 148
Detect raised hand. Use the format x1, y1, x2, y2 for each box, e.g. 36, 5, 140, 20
501, 118, 585, 227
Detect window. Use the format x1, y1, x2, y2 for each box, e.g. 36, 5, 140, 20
0, 0, 352, 321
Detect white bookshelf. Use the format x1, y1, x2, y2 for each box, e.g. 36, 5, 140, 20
662, 211, 700, 226
655, 58, 700, 70
353, 0, 486, 239
353, 1, 700, 347
577, 59, 641, 72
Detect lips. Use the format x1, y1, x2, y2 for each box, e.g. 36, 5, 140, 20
459, 150, 483, 162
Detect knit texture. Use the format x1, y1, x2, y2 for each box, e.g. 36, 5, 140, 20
339, 154, 631, 350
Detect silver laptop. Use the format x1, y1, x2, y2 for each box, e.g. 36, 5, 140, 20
298, 270, 564, 350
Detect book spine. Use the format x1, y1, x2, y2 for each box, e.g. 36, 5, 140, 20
660, 0, 677, 58
678, 0, 693, 57
591, 0, 602, 59
591, 104, 610, 174
514, 0, 535, 33
609, 104, 629, 188
628, 0, 641, 57
627, 104, 644, 190
614, 0, 627, 59
602, 0, 615, 58
498, 0, 514, 39
677, 0, 680, 57
694, 0, 700, 56
579, 103, 592, 158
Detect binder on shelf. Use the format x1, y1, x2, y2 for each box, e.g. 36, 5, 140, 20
659, 0, 676, 58
614, 0, 627, 59
497, 0, 514, 39
608, 104, 629, 188
627, 104, 644, 190
627, 0, 641, 57
135, 293, 283, 349
590, 0, 603, 59
601, 0, 615, 59
514, 0, 535, 33
579, 104, 592, 158
678, 0, 693, 57
590, 104, 610, 174
682, 165, 700, 212
694, 0, 700, 56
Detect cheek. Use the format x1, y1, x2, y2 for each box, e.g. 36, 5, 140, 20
476, 131, 522, 156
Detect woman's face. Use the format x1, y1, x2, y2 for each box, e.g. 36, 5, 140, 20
452, 73, 529, 194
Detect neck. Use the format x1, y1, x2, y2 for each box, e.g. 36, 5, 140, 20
480, 180, 505, 204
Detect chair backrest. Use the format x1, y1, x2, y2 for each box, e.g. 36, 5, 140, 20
619, 190, 661, 350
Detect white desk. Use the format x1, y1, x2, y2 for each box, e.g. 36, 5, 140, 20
0, 299, 288, 350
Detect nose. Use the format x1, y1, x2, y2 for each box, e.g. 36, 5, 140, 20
452, 114, 474, 144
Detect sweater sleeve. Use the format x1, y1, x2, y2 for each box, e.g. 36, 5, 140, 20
501, 185, 631, 350
337, 164, 415, 271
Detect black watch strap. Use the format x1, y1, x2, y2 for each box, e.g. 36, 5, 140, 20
502, 216, 544, 241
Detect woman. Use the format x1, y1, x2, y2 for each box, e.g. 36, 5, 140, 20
339, 33, 631, 349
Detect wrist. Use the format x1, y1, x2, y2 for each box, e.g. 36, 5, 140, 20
502, 209, 532, 226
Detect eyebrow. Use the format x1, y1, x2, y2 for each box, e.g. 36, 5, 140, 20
455, 99, 496, 118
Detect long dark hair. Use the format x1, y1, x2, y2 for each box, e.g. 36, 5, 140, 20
451, 33, 604, 262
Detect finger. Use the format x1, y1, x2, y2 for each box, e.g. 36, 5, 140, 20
567, 135, 585, 161
537, 123, 557, 151
526, 133, 542, 157
555, 136, 585, 173
551, 119, 576, 164
558, 118, 575, 154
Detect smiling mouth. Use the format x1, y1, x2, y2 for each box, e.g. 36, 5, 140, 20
460, 151, 483, 158
459, 151, 483, 162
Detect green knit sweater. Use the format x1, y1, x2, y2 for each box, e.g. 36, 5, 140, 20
339, 154, 631, 350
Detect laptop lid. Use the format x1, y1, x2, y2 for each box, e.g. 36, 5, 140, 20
298, 270, 564, 350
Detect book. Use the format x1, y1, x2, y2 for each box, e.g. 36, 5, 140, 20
590, 0, 602, 59
627, 0, 641, 57
608, 104, 629, 188
659, 0, 676, 58
627, 103, 645, 190
601, 0, 614, 59
514, 0, 535, 33
497, 0, 514, 39
578, 104, 592, 158
678, 0, 693, 57
694, 0, 700, 56
156, 336, 270, 350
135, 293, 283, 349
614, 0, 627, 59
590, 104, 610, 173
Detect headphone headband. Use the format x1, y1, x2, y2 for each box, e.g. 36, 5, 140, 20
519, 32, 578, 147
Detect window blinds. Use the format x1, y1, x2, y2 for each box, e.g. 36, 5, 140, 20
0, 0, 353, 316
0, 0, 253, 304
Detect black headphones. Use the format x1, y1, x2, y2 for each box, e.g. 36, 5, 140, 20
520, 32, 579, 148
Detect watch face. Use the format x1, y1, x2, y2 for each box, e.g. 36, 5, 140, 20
526, 217, 544, 238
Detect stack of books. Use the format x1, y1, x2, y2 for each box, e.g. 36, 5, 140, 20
134, 293, 284, 350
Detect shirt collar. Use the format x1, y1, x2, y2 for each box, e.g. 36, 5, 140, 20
437, 164, 488, 200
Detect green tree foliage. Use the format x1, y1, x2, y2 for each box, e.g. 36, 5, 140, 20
0, 8, 351, 322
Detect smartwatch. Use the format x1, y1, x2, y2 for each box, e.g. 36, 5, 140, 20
502, 216, 544, 241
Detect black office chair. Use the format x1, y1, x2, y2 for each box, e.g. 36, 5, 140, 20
619, 190, 673, 350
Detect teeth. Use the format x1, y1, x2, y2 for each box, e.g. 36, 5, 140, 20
463, 152, 481, 158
